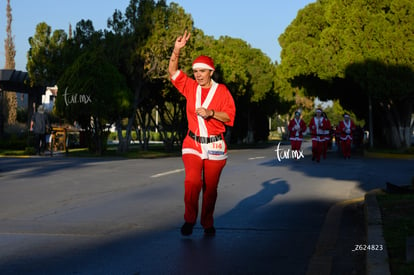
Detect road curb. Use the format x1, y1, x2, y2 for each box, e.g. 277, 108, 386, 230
363, 150, 414, 160
306, 198, 364, 275
364, 190, 391, 275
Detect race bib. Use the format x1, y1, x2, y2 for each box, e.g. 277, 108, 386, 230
207, 139, 226, 156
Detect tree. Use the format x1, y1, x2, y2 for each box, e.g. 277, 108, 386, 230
137, 1, 195, 149
2, 0, 17, 130
55, 48, 131, 154
107, 0, 194, 152
197, 36, 278, 142
27, 23, 68, 88
279, 0, 414, 148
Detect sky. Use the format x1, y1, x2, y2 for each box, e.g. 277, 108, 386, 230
0, 0, 315, 72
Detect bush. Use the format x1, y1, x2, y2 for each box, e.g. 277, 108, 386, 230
405, 146, 414, 154
108, 130, 140, 141
108, 132, 117, 141
24, 147, 36, 155
0, 134, 29, 150
151, 131, 161, 141
16, 108, 28, 123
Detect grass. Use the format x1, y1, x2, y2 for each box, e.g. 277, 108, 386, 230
0, 149, 28, 156
377, 189, 414, 274
0, 143, 182, 159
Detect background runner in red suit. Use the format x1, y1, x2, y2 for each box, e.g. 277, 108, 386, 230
338, 113, 356, 159
168, 31, 236, 237
308, 108, 328, 162
287, 111, 307, 156
321, 112, 332, 160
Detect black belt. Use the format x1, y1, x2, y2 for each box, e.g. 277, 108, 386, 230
188, 131, 222, 144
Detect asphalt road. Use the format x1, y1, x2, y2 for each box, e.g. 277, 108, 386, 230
0, 141, 412, 274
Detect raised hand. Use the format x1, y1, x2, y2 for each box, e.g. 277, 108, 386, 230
174, 30, 191, 51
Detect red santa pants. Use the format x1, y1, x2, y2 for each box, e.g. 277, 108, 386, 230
312, 140, 323, 161
290, 140, 302, 151
182, 154, 226, 228
322, 138, 329, 159
341, 139, 352, 158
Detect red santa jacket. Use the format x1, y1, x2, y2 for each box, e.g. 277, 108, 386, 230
308, 116, 329, 141
338, 119, 356, 140
171, 70, 236, 160
288, 118, 307, 140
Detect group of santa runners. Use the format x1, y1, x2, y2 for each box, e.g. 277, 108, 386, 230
287, 108, 356, 162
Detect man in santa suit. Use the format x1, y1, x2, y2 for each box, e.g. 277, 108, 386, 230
308, 108, 328, 162
169, 31, 236, 237
287, 111, 307, 156
338, 113, 356, 159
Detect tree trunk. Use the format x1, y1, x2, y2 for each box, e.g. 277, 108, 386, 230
381, 100, 413, 149
246, 107, 254, 143
117, 81, 143, 153
6, 91, 17, 125
116, 119, 127, 153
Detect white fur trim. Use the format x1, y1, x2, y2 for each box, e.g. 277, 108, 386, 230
182, 148, 204, 158
171, 70, 181, 81
192, 63, 215, 71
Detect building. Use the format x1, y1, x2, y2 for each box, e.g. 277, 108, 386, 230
42, 85, 58, 111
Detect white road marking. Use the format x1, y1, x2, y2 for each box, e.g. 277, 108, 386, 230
248, 156, 265, 160
151, 168, 184, 178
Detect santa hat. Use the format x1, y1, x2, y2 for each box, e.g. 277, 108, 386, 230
192, 55, 215, 71
344, 114, 350, 118
315, 108, 323, 113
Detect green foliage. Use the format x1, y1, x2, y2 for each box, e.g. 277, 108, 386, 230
377, 193, 414, 274
56, 49, 131, 128
0, 134, 27, 150
27, 22, 68, 86
24, 0, 291, 148
16, 107, 28, 123
24, 147, 36, 155
279, 0, 414, 148
54, 46, 131, 154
